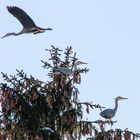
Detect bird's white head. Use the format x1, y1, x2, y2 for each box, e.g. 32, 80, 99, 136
115, 96, 128, 101
75, 61, 88, 66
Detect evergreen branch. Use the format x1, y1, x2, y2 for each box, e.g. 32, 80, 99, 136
77, 101, 105, 110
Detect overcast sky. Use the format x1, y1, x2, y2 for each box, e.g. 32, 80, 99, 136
0, 0, 140, 138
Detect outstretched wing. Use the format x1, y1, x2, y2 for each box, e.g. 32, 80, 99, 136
7, 6, 37, 28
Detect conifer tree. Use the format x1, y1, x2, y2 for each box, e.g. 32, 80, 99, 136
0, 46, 139, 140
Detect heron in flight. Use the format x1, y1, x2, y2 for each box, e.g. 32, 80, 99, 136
2, 6, 52, 38
53, 61, 88, 76
100, 96, 128, 120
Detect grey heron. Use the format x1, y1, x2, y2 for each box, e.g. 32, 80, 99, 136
100, 96, 128, 120
53, 61, 88, 76
2, 6, 52, 38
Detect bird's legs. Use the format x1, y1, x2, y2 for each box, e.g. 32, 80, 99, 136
33, 27, 52, 35
107, 118, 114, 129
34, 29, 44, 35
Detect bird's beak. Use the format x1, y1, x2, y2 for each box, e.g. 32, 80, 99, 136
80, 61, 88, 64
121, 97, 128, 100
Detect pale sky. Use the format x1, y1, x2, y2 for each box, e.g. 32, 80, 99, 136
0, 0, 140, 138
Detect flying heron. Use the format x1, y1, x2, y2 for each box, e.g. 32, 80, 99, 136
100, 96, 128, 120
53, 61, 88, 76
2, 6, 52, 38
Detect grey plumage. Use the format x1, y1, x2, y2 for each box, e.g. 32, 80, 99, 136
53, 67, 72, 76
100, 96, 128, 119
53, 61, 88, 76
2, 6, 52, 38
7, 6, 36, 28
100, 109, 116, 119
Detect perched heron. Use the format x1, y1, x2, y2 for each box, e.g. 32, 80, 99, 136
53, 61, 88, 76
2, 6, 52, 38
100, 96, 128, 120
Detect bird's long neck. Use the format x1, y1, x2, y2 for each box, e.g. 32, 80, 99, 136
13, 32, 22, 36
114, 99, 119, 112
2, 32, 22, 38
73, 64, 77, 71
